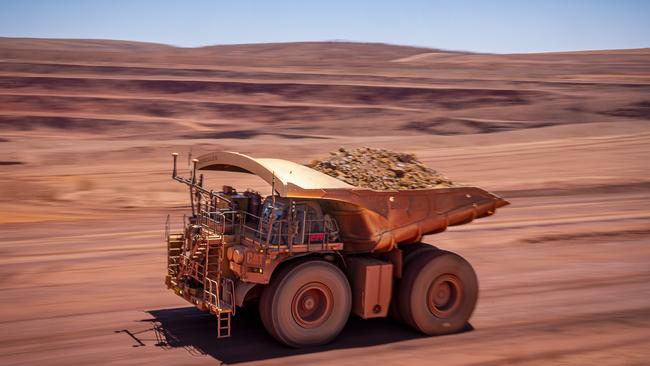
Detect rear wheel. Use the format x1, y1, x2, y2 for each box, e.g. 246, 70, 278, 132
398, 250, 478, 335
401, 243, 440, 266
260, 260, 351, 347
390, 243, 439, 323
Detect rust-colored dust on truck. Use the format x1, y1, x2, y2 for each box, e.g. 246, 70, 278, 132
164, 151, 509, 347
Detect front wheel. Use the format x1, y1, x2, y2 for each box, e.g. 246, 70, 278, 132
398, 250, 478, 335
260, 260, 351, 347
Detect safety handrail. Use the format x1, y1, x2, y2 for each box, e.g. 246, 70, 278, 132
197, 205, 338, 250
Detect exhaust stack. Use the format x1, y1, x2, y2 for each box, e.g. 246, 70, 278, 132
172, 152, 178, 178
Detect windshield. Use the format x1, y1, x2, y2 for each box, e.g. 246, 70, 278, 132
261, 198, 287, 222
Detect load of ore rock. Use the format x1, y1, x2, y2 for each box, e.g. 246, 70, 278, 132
308, 147, 457, 190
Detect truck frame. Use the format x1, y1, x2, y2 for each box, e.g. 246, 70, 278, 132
165, 151, 508, 347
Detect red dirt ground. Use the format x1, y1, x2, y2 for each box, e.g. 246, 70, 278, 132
1, 38, 649, 365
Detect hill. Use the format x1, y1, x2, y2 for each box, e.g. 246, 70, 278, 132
1, 38, 648, 140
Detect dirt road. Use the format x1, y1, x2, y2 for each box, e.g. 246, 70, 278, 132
3, 128, 650, 365
2, 187, 649, 365
1, 39, 649, 365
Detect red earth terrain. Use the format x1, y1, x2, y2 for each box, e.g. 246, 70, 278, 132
1, 38, 649, 365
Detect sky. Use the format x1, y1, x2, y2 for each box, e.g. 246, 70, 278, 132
0, 0, 648, 53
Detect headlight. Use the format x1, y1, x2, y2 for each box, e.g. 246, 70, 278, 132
232, 247, 244, 264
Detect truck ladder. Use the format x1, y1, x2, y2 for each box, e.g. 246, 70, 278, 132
178, 232, 211, 282
217, 312, 231, 338
204, 235, 224, 280
203, 234, 236, 338
166, 233, 184, 282
204, 277, 235, 338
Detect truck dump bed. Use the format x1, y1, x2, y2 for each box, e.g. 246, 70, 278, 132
311, 186, 508, 252
197, 151, 509, 253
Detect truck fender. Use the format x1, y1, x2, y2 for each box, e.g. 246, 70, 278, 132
234, 280, 257, 307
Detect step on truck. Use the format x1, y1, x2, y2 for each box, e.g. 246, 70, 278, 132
165, 151, 509, 347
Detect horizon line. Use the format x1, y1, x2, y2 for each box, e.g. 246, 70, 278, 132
1, 36, 649, 56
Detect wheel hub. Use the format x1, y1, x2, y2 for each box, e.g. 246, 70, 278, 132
434, 282, 451, 306
427, 274, 462, 318
291, 282, 333, 328
302, 296, 316, 310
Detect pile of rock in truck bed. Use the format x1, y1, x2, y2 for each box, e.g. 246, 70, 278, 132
308, 147, 457, 190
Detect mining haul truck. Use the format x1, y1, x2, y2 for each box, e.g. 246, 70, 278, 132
165, 151, 509, 347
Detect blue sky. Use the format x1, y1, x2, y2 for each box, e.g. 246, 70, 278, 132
0, 0, 648, 53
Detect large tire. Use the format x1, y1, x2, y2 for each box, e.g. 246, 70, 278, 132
398, 250, 478, 335
259, 260, 351, 347
401, 242, 440, 266
389, 243, 439, 323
